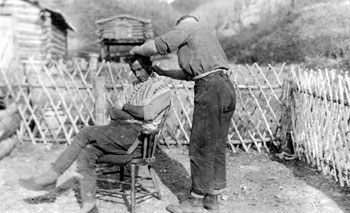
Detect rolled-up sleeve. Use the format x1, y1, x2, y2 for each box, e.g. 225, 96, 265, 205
154, 27, 187, 55
143, 89, 171, 121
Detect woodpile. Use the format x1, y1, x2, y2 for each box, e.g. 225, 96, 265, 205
0, 103, 21, 160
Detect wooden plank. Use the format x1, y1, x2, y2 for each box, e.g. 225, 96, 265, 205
51, 32, 66, 45
16, 15, 41, 23
16, 24, 42, 32
50, 42, 66, 53
94, 77, 107, 125
16, 29, 42, 37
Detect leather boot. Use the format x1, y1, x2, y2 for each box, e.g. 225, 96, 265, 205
79, 173, 97, 213
80, 203, 98, 213
166, 195, 205, 213
203, 194, 220, 211
18, 168, 59, 191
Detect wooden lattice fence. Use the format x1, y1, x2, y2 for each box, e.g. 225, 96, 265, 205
290, 67, 350, 186
0, 60, 285, 153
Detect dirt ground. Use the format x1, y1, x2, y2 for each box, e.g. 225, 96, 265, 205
0, 142, 350, 213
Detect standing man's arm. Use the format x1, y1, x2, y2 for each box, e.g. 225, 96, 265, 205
129, 40, 158, 57
130, 26, 187, 56
151, 65, 189, 81
130, 40, 188, 80
130, 27, 190, 80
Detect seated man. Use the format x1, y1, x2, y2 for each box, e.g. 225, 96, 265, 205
18, 55, 172, 213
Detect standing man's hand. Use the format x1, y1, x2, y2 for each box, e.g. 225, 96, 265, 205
129, 41, 158, 56
151, 65, 165, 76
129, 46, 141, 55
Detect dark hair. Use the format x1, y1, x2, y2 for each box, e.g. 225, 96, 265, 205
126, 54, 152, 74
125, 54, 151, 66
176, 15, 199, 26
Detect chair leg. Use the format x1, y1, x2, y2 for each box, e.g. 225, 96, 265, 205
131, 164, 136, 213
149, 165, 162, 200
120, 165, 124, 181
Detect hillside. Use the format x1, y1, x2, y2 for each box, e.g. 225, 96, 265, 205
39, 0, 350, 68
191, 0, 290, 37
189, 0, 350, 67
40, 0, 179, 54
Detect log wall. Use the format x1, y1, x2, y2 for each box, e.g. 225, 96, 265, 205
0, 0, 69, 62
97, 16, 153, 41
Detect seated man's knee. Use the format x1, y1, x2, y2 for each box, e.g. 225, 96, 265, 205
77, 145, 99, 173
75, 126, 94, 142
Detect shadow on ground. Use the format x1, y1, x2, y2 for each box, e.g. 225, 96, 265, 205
272, 155, 350, 213
23, 177, 80, 205
153, 148, 191, 202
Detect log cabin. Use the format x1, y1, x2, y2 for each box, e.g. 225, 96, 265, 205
95, 14, 154, 60
0, 0, 75, 62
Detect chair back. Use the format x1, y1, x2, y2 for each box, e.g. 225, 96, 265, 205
140, 103, 171, 161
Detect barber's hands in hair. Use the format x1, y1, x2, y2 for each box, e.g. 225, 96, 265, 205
151, 65, 165, 76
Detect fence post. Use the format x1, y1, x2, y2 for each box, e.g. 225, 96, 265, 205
93, 76, 107, 125
89, 53, 99, 71
280, 79, 293, 153
89, 53, 99, 82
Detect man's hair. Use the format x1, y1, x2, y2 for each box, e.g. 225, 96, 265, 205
126, 54, 152, 74
125, 54, 151, 66
176, 15, 199, 26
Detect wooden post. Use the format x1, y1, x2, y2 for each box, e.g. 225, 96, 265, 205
93, 77, 107, 125
88, 53, 99, 83
89, 53, 99, 71
280, 79, 293, 153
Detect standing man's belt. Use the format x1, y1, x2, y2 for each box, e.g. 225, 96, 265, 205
193, 69, 227, 80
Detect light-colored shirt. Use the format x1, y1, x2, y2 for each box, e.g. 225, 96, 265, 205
126, 74, 172, 130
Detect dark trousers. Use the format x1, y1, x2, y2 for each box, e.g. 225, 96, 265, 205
190, 72, 236, 195
51, 120, 140, 203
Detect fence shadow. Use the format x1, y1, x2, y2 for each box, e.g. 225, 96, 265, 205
153, 147, 191, 202
272, 156, 350, 213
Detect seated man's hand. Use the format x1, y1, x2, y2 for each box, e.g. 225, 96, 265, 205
109, 106, 134, 121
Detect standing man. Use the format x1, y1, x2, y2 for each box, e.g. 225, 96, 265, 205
130, 15, 236, 213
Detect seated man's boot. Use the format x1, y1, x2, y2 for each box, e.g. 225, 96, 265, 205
166, 194, 205, 213
18, 168, 58, 191
203, 194, 220, 211
80, 202, 98, 213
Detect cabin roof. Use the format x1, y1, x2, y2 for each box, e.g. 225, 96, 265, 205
0, 0, 76, 31
96, 14, 151, 25
44, 8, 76, 32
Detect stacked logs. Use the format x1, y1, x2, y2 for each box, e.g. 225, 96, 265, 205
0, 93, 21, 160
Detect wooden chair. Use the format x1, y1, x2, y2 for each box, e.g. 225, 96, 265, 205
96, 104, 171, 213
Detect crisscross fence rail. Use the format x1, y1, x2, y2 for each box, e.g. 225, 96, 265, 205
0, 58, 286, 152
290, 68, 350, 186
